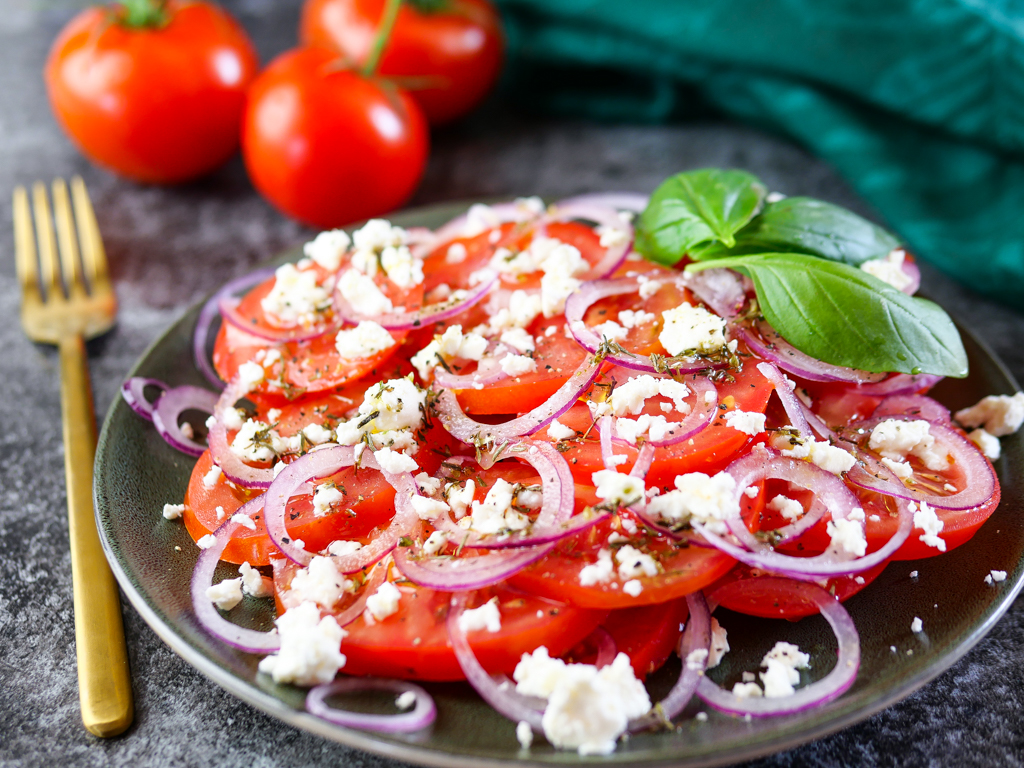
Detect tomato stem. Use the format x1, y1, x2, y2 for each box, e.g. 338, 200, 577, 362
362, 0, 403, 78
117, 0, 168, 28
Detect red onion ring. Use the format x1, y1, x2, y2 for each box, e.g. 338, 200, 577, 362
152, 385, 219, 457
393, 541, 555, 591
274, 557, 389, 629
565, 278, 724, 375
446, 592, 545, 730
190, 498, 280, 653
263, 446, 416, 570
541, 201, 634, 280
306, 678, 437, 732
219, 296, 339, 343
697, 578, 860, 716
757, 362, 812, 439
691, 447, 913, 578
333, 269, 498, 331
872, 394, 951, 423
208, 374, 276, 489
431, 339, 512, 390
121, 377, 167, 422
735, 320, 887, 385
900, 255, 921, 296
845, 372, 944, 397
686, 268, 749, 319
433, 354, 602, 446
844, 420, 996, 511
193, 267, 276, 389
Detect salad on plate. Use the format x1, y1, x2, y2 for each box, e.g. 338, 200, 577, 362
122, 168, 1024, 757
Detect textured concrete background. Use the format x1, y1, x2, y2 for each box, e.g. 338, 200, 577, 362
2, 1, 1024, 766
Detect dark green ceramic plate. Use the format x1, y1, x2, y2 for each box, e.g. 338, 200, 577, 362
95, 201, 1024, 768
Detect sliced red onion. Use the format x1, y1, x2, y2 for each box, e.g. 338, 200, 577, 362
599, 415, 618, 471
393, 541, 555, 591
565, 278, 724, 375
306, 678, 436, 732
264, 445, 416, 570
691, 447, 913, 578
757, 362, 812, 439
697, 578, 860, 716
152, 385, 219, 457
797, 400, 840, 442
541, 201, 634, 279
432, 339, 512, 391
631, 590, 711, 731
208, 374, 275, 489
686, 268, 749, 319
447, 592, 545, 730
193, 267, 277, 389
590, 627, 617, 669
846, 372, 944, 397
274, 557, 389, 628
553, 192, 648, 213
844, 420, 996, 511
190, 499, 280, 653
219, 296, 339, 343
900, 256, 921, 296
333, 269, 498, 331
433, 354, 602, 445
121, 377, 167, 422
872, 394, 950, 423
735, 321, 887, 385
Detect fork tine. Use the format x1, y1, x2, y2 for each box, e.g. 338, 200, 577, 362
32, 182, 63, 301
52, 178, 84, 296
13, 186, 42, 303
70, 176, 109, 290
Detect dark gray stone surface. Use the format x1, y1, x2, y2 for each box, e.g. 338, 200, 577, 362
2, 1, 1023, 766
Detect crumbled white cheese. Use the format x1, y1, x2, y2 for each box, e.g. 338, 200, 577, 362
911, 500, 946, 552
592, 320, 627, 342
239, 561, 272, 598
162, 503, 185, 520
955, 393, 1024, 436
337, 268, 394, 316
911, 617, 923, 633
327, 539, 363, 557
768, 495, 803, 521
365, 581, 402, 623
881, 457, 914, 479
260, 263, 331, 327
303, 229, 351, 271
645, 471, 739, 533
231, 512, 257, 530
446, 242, 468, 263
464, 478, 530, 533
411, 324, 489, 380
500, 327, 536, 354
860, 249, 913, 291
374, 446, 419, 474
411, 495, 450, 521
311, 484, 344, 517
782, 439, 856, 475
618, 308, 655, 329
514, 649, 650, 756
352, 218, 407, 257
659, 303, 727, 356
395, 690, 417, 710
868, 419, 949, 471
516, 720, 534, 749
592, 470, 645, 508
609, 375, 690, 417
197, 534, 217, 550
724, 409, 767, 436
614, 544, 658, 580
988, 570, 1008, 584
636, 275, 662, 300
969, 428, 1001, 460
596, 224, 629, 249
547, 418, 576, 441
230, 419, 285, 463
288, 556, 351, 609
444, 479, 476, 519
422, 530, 448, 556
336, 377, 427, 447
334, 321, 396, 360
622, 579, 643, 597
202, 464, 222, 490
732, 682, 763, 699
579, 549, 614, 586
457, 596, 502, 633
499, 353, 537, 377
379, 244, 423, 288
206, 578, 244, 611
462, 203, 502, 237
827, 515, 867, 557
237, 361, 266, 392
685, 648, 709, 671
258, 602, 347, 685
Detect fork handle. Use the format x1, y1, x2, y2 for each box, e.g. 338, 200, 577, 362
59, 334, 134, 737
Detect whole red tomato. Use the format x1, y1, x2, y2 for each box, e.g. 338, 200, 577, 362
45, 1, 259, 184
300, 0, 504, 125
242, 47, 429, 228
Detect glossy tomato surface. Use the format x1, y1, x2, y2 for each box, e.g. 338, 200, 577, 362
46, 1, 258, 183
242, 47, 429, 228
300, 0, 504, 124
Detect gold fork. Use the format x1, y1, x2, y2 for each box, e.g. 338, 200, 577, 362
13, 177, 133, 737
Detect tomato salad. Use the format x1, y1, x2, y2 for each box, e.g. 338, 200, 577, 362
124, 181, 1024, 757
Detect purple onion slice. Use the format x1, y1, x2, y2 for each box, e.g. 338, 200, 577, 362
152, 385, 219, 457
306, 678, 436, 733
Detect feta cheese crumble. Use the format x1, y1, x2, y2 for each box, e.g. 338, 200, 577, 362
365, 581, 402, 623
334, 321, 396, 360
724, 409, 767, 436
579, 549, 614, 586
516, 721, 534, 749
592, 470, 645, 508
303, 229, 351, 271
781, 438, 856, 475
860, 249, 914, 291
968, 428, 1001, 460
868, 419, 949, 471
287, 556, 351, 609
162, 503, 185, 520
659, 303, 727, 356
910, 500, 946, 552
258, 602, 347, 685
911, 617, 923, 633
955, 393, 1024, 436
614, 545, 658, 580
463, 478, 530, 534
239, 561, 272, 598
547, 418, 576, 441
260, 263, 331, 327
645, 471, 739, 533
457, 596, 502, 633
206, 578, 244, 610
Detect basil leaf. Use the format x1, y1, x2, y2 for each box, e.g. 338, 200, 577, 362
693, 253, 968, 377
717, 197, 901, 266
638, 169, 767, 265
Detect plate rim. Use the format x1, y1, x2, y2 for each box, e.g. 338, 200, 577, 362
94, 199, 1024, 768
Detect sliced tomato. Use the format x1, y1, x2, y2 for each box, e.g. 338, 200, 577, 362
539, 359, 774, 487
706, 562, 888, 619
212, 265, 420, 399
565, 598, 689, 680
340, 583, 606, 681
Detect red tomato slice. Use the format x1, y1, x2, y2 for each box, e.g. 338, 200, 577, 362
212, 264, 420, 399
340, 584, 606, 681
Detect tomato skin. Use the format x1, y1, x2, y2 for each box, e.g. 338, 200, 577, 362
569, 599, 688, 680
45, 2, 258, 183
242, 47, 429, 228
300, 0, 504, 125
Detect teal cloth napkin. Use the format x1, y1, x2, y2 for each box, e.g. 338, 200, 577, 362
495, 0, 1024, 306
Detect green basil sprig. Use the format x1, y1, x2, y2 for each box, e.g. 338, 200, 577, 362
635, 169, 968, 378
